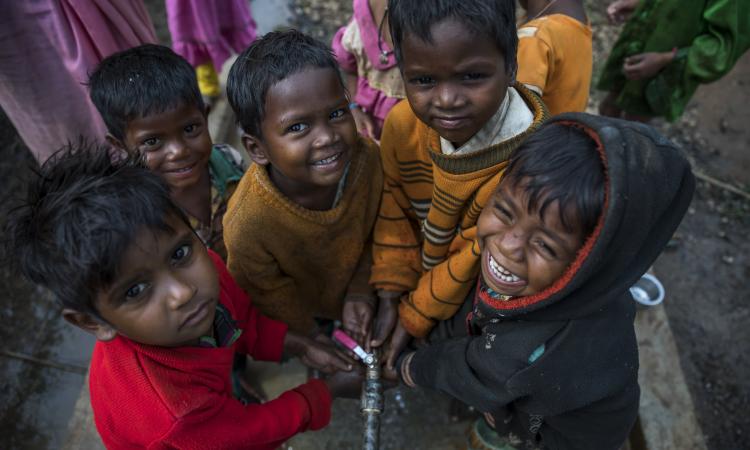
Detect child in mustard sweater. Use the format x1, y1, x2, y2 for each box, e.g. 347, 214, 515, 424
370, 0, 547, 368
224, 30, 383, 342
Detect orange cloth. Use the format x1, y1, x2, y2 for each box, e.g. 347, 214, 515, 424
516, 14, 592, 115
223, 138, 383, 333
371, 83, 547, 338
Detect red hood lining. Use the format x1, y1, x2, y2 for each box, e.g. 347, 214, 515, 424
479, 121, 610, 312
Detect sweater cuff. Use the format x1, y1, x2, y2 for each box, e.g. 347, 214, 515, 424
253, 315, 288, 362
293, 379, 332, 431
398, 301, 436, 339
370, 266, 420, 293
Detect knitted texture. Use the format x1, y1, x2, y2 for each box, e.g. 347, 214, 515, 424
89, 250, 332, 449
371, 83, 547, 337
223, 138, 383, 333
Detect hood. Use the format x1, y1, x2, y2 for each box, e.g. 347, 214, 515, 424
477, 112, 695, 321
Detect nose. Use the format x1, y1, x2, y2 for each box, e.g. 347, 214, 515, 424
497, 228, 526, 263
312, 124, 337, 148
165, 274, 196, 310
434, 82, 465, 110
165, 139, 189, 160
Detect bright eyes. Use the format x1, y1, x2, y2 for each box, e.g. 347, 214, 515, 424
124, 243, 193, 300
286, 108, 347, 133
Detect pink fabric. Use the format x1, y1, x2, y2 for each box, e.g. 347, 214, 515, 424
166, 0, 257, 70
332, 0, 401, 135
0, 0, 156, 162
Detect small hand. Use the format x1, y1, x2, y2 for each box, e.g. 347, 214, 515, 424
351, 107, 376, 139
383, 321, 412, 371
285, 331, 355, 374
606, 0, 640, 24
370, 290, 403, 350
623, 51, 674, 80
342, 297, 375, 350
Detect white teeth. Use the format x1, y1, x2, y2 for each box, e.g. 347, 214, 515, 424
313, 152, 341, 165
488, 254, 520, 283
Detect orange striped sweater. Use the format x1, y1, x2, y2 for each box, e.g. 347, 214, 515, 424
370, 83, 547, 338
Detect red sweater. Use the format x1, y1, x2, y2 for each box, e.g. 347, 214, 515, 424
89, 251, 332, 449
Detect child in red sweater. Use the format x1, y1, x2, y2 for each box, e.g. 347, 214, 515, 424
6, 143, 359, 449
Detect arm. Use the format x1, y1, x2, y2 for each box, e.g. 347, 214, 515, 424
341, 244, 378, 347
160, 379, 332, 448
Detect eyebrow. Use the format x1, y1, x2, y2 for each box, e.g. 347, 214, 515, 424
276, 100, 348, 127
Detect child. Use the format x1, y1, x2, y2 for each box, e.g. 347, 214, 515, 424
370, 0, 548, 365
332, 0, 406, 139
6, 144, 359, 449
516, 0, 592, 114
597, 0, 750, 122
166, 0, 257, 99
88, 44, 245, 260
224, 30, 383, 341
396, 113, 695, 449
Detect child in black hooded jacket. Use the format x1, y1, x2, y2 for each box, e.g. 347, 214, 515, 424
395, 113, 695, 450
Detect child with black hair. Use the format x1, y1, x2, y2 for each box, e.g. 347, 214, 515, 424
394, 113, 695, 449
370, 0, 548, 367
224, 30, 383, 342
88, 44, 245, 260
6, 143, 359, 449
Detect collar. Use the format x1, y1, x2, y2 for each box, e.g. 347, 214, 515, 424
440, 87, 534, 155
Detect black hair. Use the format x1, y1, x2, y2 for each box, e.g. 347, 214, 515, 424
502, 123, 606, 237
5, 141, 188, 316
88, 44, 205, 141
388, 0, 518, 75
227, 29, 342, 138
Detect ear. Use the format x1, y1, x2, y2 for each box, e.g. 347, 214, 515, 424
242, 133, 270, 166
62, 308, 118, 342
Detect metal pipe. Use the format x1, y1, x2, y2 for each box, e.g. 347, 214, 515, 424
361, 351, 383, 450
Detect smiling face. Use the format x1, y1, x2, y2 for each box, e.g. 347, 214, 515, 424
94, 214, 219, 347
400, 18, 511, 147
120, 103, 212, 191
477, 180, 585, 298
245, 67, 357, 203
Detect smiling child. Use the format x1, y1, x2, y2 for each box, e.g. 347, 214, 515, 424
6, 144, 361, 449
224, 30, 383, 340
88, 44, 247, 260
369, 0, 548, 367
395, 113, 695, 449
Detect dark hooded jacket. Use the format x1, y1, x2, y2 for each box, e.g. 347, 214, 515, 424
402, 113, 695, 450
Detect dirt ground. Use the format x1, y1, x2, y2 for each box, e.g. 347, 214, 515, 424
0, 0, 748, 449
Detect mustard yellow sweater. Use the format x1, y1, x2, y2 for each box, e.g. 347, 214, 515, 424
371, 83, 547, 338
223, 138, 383, 333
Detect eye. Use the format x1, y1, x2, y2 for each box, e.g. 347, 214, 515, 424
142, 137, 160, 148
171, 243, 192, 264
329, 108, 346, 120
125, 282, 148, 299
494, 203, 512, 222
184, 123, 200, 135
463, 72, 485, 81
535, 239, 557, 258
410, 76, 435, 86
287, 123, 309, 133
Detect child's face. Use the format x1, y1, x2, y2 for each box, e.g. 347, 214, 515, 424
477, 180, 584, 297
93, 214, 219, 347
246, 67, 357, 191
400, 18, 511, 147
120, 103, 212, 190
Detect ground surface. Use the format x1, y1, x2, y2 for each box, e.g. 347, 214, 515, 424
1, 1, 748, 449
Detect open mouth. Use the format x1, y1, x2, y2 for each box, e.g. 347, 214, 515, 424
488, 253, 521, 283
311, 151, 343, 166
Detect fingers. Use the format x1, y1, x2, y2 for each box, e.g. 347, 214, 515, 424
370, 303, 398, 348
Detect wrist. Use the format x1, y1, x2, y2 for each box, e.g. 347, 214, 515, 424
377, 289, 404, 302
283, 331, 308, 357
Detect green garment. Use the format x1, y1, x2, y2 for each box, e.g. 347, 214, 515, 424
597, 0, 749, 121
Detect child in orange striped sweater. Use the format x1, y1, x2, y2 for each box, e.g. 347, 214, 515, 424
369, 0, 548, 369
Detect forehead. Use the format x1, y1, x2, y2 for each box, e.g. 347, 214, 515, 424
264, 67, 344, 114
126, 102, 204, 134
400, 18, 505, 69
495, 180, 583, 236
116, 214, 189, 273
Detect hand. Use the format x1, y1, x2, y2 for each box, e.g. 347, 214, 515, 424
351, 107, 376, 139
342, 296, 375, 350
623, 51, 674, 81
284, 331, 355, 374
383, 321, 412, 371
369, 290, 403, 349
606, 0, 640, 24
324, 365, 365, 398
